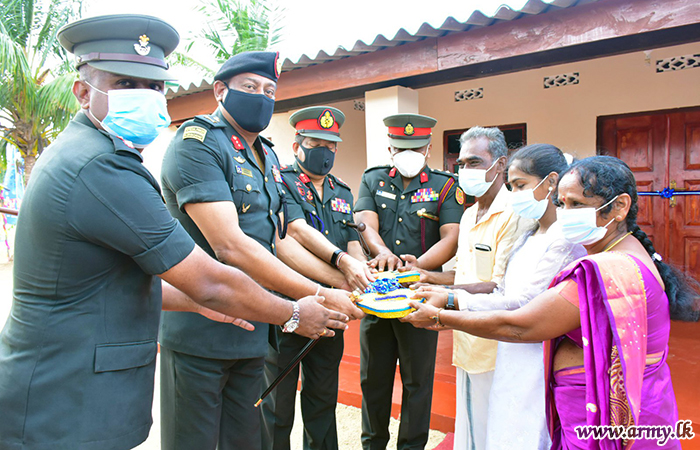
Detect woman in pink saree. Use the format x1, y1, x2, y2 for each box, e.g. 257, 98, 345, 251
404, 156, 699, 449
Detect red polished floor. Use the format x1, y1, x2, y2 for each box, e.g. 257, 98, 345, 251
336, 320, 456, 434
333, 320, 700, 447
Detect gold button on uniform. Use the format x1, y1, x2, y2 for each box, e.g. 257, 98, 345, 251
246, 184, 252, 191
395, 240, 401, 245
269, 209, 274, 215
381, 204, 386, 209
398, 217, 403, 222
264, 176, 268, 182
271, 243, 276, 249
401, 195, 405, 200
325, 230, 329, 235
342, 219, 346, 224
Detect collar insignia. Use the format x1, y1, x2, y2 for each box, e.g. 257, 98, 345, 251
134, 34, 151, 56
404, 123, 414, 136
319, 110, 335, 129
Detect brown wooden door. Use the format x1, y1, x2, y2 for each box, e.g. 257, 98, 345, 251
598, 107, 700, 279
599, 108, 700, 430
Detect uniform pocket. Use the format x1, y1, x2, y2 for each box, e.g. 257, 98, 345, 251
231, 176, 262, 213
94, 340, 157, 373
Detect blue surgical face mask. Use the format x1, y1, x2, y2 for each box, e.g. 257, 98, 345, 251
510, 177, 552, 220
87, 82, 171, 148
556, 195, 618, 245
458, 159, 498, 197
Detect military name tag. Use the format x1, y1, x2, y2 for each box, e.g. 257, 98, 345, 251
376, 190, 397, 200
183, 126, 207, 142
331, 198, 352, 214
411, 188, 439, 203
236, 166, 254, 178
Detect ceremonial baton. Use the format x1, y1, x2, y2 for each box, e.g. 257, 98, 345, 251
254, 337, 319, 407
254, 289, 364, 407
347, 222, 371, 258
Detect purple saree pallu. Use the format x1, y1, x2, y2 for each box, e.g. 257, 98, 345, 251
543, 252, 680, 449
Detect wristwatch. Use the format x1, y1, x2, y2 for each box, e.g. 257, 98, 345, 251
282, 302, 300, 333
445, 292, 456, 311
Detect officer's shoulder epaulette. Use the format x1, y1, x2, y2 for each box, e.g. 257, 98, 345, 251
280, 164, 297, 173
260, 135, 275, 148
192, 114, 226, 128
329, 173, 351, 190
363, 165, 391, 175
430, 167, 457, 179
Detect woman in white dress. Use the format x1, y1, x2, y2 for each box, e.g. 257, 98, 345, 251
404, 144, 586, 450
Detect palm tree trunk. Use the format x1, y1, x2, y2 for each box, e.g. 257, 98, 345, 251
23, 153, 36, 187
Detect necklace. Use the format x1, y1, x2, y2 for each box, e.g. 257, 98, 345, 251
603, 231, 632, 252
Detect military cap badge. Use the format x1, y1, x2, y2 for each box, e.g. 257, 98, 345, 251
404, 123, 415, 136
274, 52, 282, 78
134, 34, 151, 56
319, 110, 335, 129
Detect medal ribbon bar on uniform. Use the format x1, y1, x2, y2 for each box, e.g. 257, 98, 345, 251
411, 188, 439, 203
331, 198, 351, 214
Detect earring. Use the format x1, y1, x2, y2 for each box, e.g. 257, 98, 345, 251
548, 186, 553, 191
616, 216, 623, 221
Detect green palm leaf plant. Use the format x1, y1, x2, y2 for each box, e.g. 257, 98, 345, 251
0, 0, 82, 185
171, 0, 284, 76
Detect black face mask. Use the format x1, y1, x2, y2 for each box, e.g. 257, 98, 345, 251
221, 88, 275, 133
296, 143, 336, 176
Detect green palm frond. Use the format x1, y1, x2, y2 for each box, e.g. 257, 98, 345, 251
168, 51, 216, 77
177, 0, 285, 69
0, 0, 82, 184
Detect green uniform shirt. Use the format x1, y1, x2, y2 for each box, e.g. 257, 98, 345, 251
160, 109, 286, 360
281, 162, 357, 252
0, 112, 195, 449
354, 166, 463, 257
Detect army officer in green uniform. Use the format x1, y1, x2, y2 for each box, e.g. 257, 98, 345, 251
354, 114, 464, 450
160, 54, 363, 450
262, 106, 371, 450
0, 15, 345, 450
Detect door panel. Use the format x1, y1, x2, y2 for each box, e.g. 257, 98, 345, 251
598, 107, 700, 432
598, 114, 668, 261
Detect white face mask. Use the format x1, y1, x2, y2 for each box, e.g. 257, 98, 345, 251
392, 149, 426, 178
458, 159, 498, 197
510, 177, 552, 220
556, 195, 618, 245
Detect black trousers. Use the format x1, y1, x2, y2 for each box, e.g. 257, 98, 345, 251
360, 315, 439, 450
160, 346, 265, 450
261, 327, 345, 450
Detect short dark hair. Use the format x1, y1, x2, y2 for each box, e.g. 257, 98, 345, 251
508, 143, 570, 179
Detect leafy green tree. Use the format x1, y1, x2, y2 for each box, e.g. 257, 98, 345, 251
0, 0, 82, 185
171, 0, 284, 76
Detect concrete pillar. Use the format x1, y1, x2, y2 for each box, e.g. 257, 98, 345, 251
364, 86, 419, 168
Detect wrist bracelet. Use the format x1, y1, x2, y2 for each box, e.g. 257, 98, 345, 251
336, 251, 347, 267
330, 249, 343, 267
431, 307, 445, 326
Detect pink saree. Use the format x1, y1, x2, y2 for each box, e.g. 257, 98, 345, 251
544, 252, 680, 449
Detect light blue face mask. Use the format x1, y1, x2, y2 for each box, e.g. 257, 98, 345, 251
510, 176, 552, 220
87, 82, 171, 148
556, 195, 618, 245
